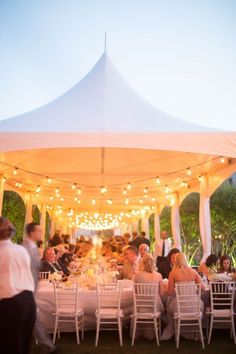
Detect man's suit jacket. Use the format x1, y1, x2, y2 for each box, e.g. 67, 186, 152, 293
40, 260, 60, 274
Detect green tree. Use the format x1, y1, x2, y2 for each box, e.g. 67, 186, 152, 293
2, 191, 26, 243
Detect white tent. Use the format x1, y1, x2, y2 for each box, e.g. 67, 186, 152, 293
0, 53, 235, 256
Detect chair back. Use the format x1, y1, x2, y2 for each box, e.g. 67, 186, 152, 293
133, 282, 159, 314
96, 283, 122, 312
117, 279, 133, 289
53, 281, 78, 313
39, 271, 50, 280
175, 282, 201, 315
209, 281, 235, 311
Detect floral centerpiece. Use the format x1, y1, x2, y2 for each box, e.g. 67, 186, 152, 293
208, 265, 233, 281
48, 272, 62, 282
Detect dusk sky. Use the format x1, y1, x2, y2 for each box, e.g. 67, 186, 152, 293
0, 0, 235, 129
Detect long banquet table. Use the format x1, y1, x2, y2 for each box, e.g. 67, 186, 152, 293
36, 280, 133, 332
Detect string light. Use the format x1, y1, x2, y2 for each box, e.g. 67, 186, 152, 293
55, 187, 60, 194
165, 185, 169, 193
72, 183, 77, 189
220, 156, 225, 163
36, 185, 41, 193
100, 186, 107, 194
77, 187, 82, 195
144, 187, 148, 194
13, 168, 18, 175
125, 198, 129, 205
156, 176, 160, 184
123, 188, 127, 195
92, 199, 96, 205
107, 198, 112, 205
47, 176, 52, 183
127, 182, 132, 190
187, 168, 192, 175
198, 176, 202, 182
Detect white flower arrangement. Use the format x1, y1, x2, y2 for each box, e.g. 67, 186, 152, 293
48, 272, 62, 281
208, 265, 233, 281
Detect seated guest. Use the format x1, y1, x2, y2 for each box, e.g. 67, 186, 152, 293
218, 254, 233, 274
40, 247, 62, 274
134, 254, 164, 339
158, 248, 180, 279
54, 245, 70, 276
161, 252, 206, 340
135, 254, 164, 300
120, 246, 140, 280
138, 243, 150, 271
198, 253, 219, 278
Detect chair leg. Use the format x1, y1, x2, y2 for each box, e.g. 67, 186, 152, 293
159, 317, 162, 337
154, 317, 160, 346
199, 319, 205, 349
231, 315, 236, 344
75, 316, 80, 344
95, 318, 100, 346
131, 318, 137, 346
176, 319, 180, 349
53, 316, 58, 344
208, 316, 213, 344
118, 318, 123, 346
81, 315, 84, 340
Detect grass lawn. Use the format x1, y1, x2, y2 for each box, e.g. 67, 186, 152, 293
30, 328, 236, 354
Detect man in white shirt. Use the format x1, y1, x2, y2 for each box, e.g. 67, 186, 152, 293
154, 230, 172, 268
0, 216, 36, 354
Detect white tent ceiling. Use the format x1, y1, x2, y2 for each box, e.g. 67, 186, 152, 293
0, 53, 235, 227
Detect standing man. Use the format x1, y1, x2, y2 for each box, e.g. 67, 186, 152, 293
23, 222, 56, 354
154, 230, 172, 268
129, 231, 150, 249
0, 216, 36, 354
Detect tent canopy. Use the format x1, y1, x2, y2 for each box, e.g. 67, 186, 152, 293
0, 53, 235, 223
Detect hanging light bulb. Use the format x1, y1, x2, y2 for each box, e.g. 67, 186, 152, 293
13, 167, 18, 175
2, 176, 6, 183
18, 182, 22, 188
92, 199, 96, 205
107, 198, 112, 205
72, 183, 77, 189
220, 156, 225, 163
49, 196, 53, 201
15, 181, 19, 188
165, 185, 169, 193
156, 176, 160, 184
125, 198, 129, 205
36, 185, 41, 193
123, 188, 127, 195
139, 199, 143, 204
127, 182, 132, 190
55, 187, 60, 194
198, 176, 202, 182
187, 168, 192, 175
61, 197, 64, 202
144, 187, 148, 194
47, 176, 52, 183
100, 186, 107, 194
77, 187, 82, 195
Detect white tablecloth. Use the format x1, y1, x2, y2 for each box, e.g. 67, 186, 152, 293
36, 281, 133, 332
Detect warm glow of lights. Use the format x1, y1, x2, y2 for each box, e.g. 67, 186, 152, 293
107, 198, 112, 205
198, 176, 202, 182
55, 187, 60, 194
123, 188, 127, 195
72, 183, 77, 189
144, 187, 148, 194
125, 197, 129, 205
92, 199, 96, 205
187, 168, 192, 175
77, 187, 82, 195
47, 177, 52, 183
165, 185, 169, 193
156, 176, 160, 184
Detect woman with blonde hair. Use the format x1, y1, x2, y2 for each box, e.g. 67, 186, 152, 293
161, 252, 206, 340
133, 254, 164, 339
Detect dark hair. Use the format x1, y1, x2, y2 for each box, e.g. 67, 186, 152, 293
126, 246, 139, 257
26, 222, 39, 235
219, 255, 232, 273
0, 216, 15, 240
141, 231, 146, 237
167, 248, 180, 262
205, 254, 218, 268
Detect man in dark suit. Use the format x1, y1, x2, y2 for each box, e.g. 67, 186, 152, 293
129, 231, 150, 249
